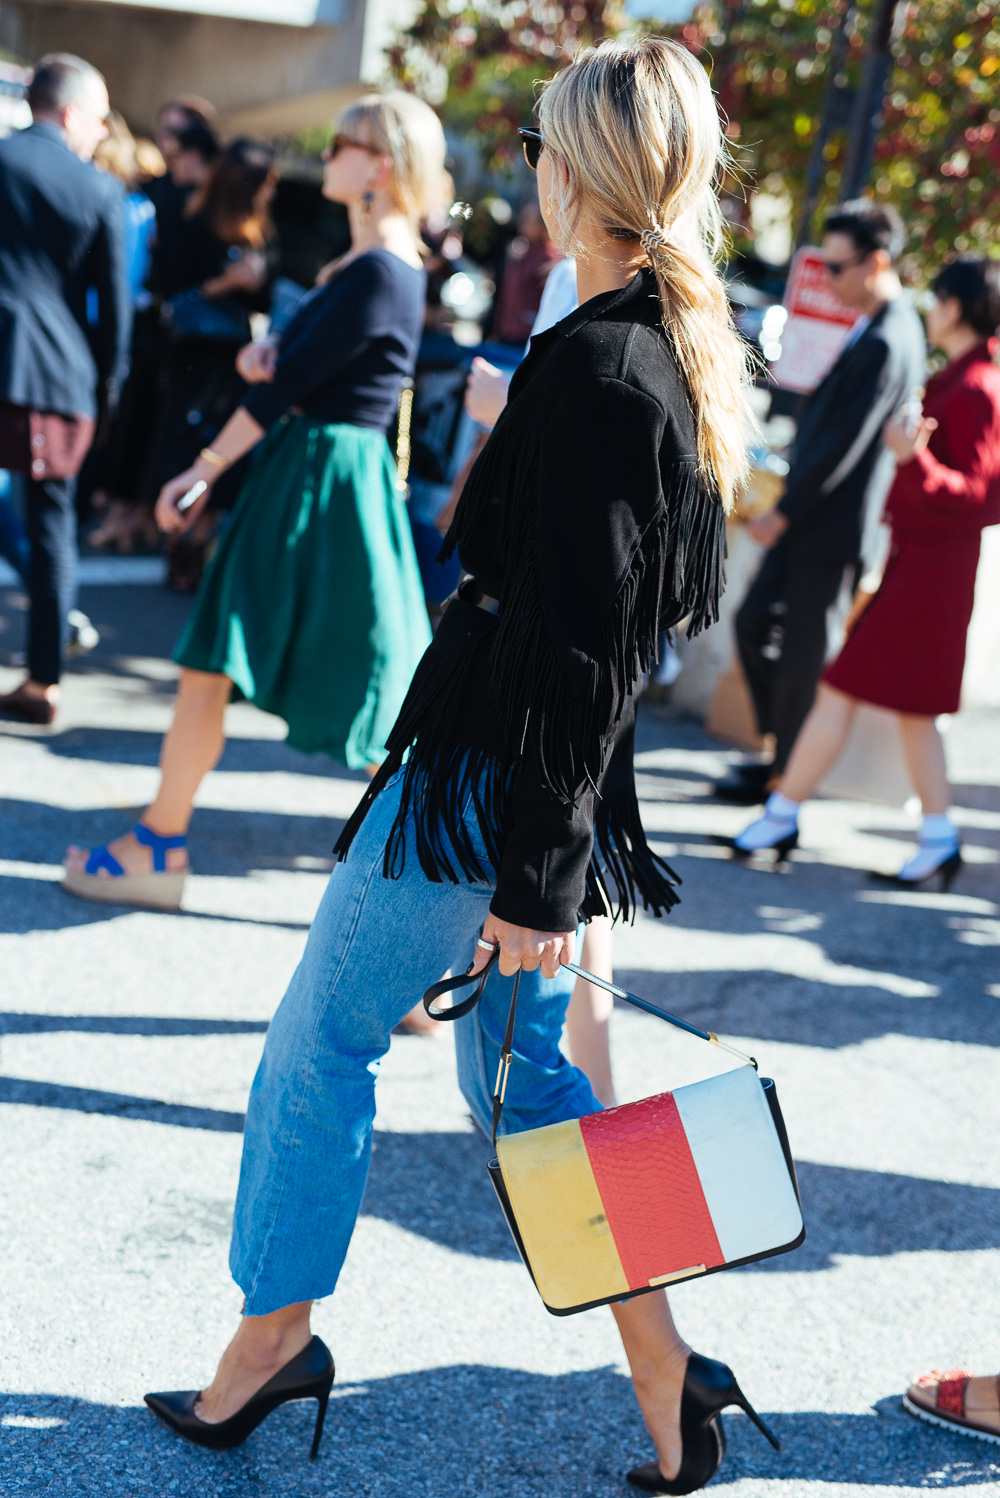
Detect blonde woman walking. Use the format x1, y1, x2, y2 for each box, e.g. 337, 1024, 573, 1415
139, 42, 777, 1495
63, 95, 442, 908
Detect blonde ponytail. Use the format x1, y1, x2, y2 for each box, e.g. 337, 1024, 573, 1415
538, 38, 755, 511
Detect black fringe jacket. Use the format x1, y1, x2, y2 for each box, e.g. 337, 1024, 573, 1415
336, 269, 726, 931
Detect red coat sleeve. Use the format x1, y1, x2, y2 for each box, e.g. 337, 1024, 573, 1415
890, 380, 1000, 521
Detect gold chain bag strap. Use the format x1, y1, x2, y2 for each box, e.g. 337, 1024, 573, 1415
395, 378, 414, 493
423, 953, 805, 1316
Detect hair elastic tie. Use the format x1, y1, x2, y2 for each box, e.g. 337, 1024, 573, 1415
640, 227, 668, 256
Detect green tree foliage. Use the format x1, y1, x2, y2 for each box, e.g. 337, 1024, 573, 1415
388, 0, 1000, 270
387, 0, 627, 169
683, 0, 1000, 266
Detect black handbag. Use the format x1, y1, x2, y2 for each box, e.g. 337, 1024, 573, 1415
424, 954, 805, 1316
163, 289, 252, 344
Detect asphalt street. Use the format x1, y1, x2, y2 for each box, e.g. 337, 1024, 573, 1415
1, 580, 999, 1498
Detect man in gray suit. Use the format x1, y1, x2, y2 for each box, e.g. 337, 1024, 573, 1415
0, 54, 130, 724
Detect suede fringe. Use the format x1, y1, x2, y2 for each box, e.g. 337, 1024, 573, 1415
337, 441, 723, 925
487, 458, 725, 806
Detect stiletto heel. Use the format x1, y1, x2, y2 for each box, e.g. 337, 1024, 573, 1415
145, 1335, 334, 1453
626, 1351, 779, 1495
731, 1383, 781, 1450
938, 850, 962, 891
310, 1387, 330, 1460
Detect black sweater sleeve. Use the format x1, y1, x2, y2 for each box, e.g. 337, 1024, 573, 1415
243, 256, 388, 430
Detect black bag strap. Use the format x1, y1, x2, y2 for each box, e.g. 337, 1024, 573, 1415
423, 948, 500, 1021
421, 948, 757, 1146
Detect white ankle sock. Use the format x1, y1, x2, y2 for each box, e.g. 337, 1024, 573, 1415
920, 813, 956, 845
765, 791, 801, 820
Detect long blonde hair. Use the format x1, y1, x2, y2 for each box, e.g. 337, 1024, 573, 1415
538, 38, 754, 510
338, 92, 447, 226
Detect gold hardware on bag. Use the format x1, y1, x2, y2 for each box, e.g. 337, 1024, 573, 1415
495, 1051, 513, 1105
649, 1266, 706, 1286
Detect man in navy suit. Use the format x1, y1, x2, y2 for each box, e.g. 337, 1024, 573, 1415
716, 202, 925, 803
0, 53, 130, 724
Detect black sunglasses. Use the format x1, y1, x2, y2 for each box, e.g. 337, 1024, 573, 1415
323, 133, 382, 162
518, 127, 544, 171
824, 251, 867, 277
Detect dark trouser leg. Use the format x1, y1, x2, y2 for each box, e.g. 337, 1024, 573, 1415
769, 557, 850, 774
24, 474, 77, 686
735, 544, 788, 746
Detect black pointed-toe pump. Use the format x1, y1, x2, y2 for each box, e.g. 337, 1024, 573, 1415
145, 1335, 334, 1458
626, 1352, 780, 1495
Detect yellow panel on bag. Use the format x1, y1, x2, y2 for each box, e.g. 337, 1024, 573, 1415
496, 1119, 629, 1309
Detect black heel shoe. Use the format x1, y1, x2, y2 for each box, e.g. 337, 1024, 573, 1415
724, 829, 799, 863
869, 846, 962, 892
145, 1335, 334, 1457
626, 1351, 780, 1495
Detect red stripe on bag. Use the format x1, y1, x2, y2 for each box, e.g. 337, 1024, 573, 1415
579, 1094, 724, 1285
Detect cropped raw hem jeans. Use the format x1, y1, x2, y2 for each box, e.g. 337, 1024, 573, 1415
230, 770, 600, 1316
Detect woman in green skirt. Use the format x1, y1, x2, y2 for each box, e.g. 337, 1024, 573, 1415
64, 93, 444, 909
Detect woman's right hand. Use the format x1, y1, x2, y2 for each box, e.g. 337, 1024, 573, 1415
884, 411, 937, 463
236, 338, 279, 384
464, 357, 510, 428
471, 915, 577, 980
155, 467, 214, 535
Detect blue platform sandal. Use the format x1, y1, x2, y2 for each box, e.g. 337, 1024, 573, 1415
63, 824, 188, 910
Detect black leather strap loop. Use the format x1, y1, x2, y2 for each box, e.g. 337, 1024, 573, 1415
423, 948, 499, 1020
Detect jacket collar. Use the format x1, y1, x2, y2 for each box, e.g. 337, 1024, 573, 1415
522, 268, 659, 366
558, 266, 659, 337
926, 338, 998, 396
24, 120, 72, 153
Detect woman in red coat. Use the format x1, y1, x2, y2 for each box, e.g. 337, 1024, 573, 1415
733, 256, 1000, 885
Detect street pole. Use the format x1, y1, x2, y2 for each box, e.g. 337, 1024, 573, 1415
840, 0, 901, 200
795, 0, 855, 248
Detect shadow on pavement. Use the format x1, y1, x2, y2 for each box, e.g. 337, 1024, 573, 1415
2, 1369, 997, 1497
36, 724, 370, 783
0, 1076, 245, 1133
7, 1069, 991, 1273
0, 1013, 268, 1036
616, 969, 1000, 1052
0, 872, 314, 935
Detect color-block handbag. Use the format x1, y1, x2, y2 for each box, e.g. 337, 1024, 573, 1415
424, 954, 805, 1317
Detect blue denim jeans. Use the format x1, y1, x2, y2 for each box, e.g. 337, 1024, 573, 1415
230, 770, 599, 1315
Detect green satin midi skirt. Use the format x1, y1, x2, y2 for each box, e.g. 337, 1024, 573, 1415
172, 415, 432, 768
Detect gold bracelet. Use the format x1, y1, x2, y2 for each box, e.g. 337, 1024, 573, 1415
199, 447, 227, 470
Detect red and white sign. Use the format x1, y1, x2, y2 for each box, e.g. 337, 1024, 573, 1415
770, 247, 863, 395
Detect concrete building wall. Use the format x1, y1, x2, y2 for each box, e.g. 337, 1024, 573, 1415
0, 0, 418, 134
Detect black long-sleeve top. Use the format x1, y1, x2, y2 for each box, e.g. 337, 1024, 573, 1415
337, 269, 727, 932
243, 248, 426, 435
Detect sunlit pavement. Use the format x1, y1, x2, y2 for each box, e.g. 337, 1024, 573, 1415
2, 581, 999, 1498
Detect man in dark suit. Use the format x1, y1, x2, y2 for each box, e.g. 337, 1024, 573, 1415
0, 53, 130, 724
716, 202, 926, 802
